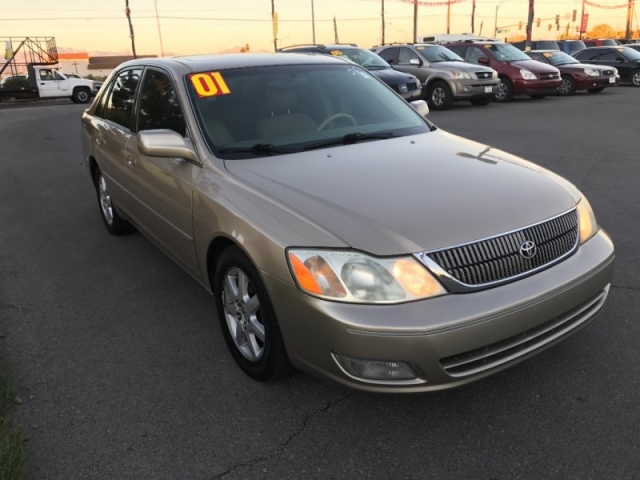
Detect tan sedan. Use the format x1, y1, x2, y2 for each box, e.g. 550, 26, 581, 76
81, 54, 614, 392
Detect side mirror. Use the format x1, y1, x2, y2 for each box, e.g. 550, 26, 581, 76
478, 56, 490, 65
409, 58, 421, 66
617, 57, 625, 62
410, 99, 429, 117
138, 130, 198, 162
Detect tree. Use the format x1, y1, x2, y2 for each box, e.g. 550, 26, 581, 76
240, 44, 250, 53
585, 23, 615, 39
506, 34, 526, 42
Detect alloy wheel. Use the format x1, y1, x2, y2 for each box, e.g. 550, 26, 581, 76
222, 267, 265, 362
559, 78, 571, 95
431, 87, 446, 107
632, 71, 640, 87
77, 90, 89, 102
98, 175, 113, 225
495, 82, 507, 100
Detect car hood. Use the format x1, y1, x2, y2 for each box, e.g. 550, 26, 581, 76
224, 131, 576, 256
370, 68, 418, 85
431, 61, 493, 72
556, 63, 610, 72
510, 59, 560, 74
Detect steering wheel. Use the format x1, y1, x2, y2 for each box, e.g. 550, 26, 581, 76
317, 113, 358, 131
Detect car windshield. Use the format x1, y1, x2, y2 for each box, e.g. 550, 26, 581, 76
416, 45, 464, 62
332, 48, 391, 70
542, 51, 579, 66
600, 39, 618, 46
485, 43, 532, 62
186, 64, 430, 159
620, 47, 640, 60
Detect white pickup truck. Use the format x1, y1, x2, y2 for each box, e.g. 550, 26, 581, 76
0, 65, 99, 103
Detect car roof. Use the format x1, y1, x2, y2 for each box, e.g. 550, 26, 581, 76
113, 53, 348, 76
529, 49, 563, 53
279, 43, 359, 51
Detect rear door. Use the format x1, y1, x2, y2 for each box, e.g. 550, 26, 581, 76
377, 47, 399, 66
92, 67, 143, 217
124, 67, 202, 277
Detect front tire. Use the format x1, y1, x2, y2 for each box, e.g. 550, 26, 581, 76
214, 246, 292, 381
558, 75, 576, 96
494, 77, 513, 102
93, 168, 135, 236
427, 81, 453, 111
72, 87, 91, 104
631, 69, 640, 87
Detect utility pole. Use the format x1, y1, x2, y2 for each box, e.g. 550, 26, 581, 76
271, 0, 278, 51
525, 0, 534, 51
125, 0, 137, 59
413, 0, 418, 43
334, 16, 339, 43
311, 0, 316, 43
154, 0, 165, 57
579, 0, 585, 39
494, 0, 506, 38
625, 0, 633, 39
447, 0, 451, 34
71, 61, 79, 74
471, 0, 476, 34
381, 0, 385, 44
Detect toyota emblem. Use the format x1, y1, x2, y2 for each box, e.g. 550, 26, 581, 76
519, 240, 537, 259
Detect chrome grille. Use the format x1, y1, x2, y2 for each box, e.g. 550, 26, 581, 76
425, 209, 578, 288
541, 72, 559, 80
475, 71, 492, 79
440, 286, 609, 377
602, 69, 614, 76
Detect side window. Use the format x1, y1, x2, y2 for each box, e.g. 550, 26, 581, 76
39, 69, 53, 81
583, 41, 595, 48
137, 69, 186, 137
599, 49, 624, 61
54, 71, 65, 81
94, 79, 113, 119
528, 53, 543, 62
575, 49, 598, 61
378, 47, 398, 64
465, 46, 486, 64
446, 45, 465, 58
398, 48, 420, 65
104, 68, 142, 130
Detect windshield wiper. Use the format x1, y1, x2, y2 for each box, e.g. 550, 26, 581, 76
217, 143, 300, 156
303, 132, 396, 151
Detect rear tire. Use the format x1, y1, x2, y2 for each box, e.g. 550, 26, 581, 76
493, 77, 513, 102
427, 81, 453, 110
587, 87, 604, 93
214, 246, 293, 381
470, 96, 492, 106
72, 87, 91, 104
558, 75, 576, 96
93, 168, 135, 236
631, 69, 640, 87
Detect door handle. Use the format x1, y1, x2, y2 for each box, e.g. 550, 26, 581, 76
40, 83, 45, 85
126, 155, 136, 168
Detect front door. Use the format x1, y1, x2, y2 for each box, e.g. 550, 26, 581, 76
37, 69, 60, 97
598, 49, 632, 80
125, 67, 202, 277
396, 47, 428, 82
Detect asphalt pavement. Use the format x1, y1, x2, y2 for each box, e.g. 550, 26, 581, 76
1, 89, 639, 479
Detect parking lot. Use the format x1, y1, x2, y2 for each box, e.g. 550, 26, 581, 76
1, 87, 639, 479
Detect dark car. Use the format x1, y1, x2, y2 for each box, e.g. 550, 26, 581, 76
625, 44, 640, 53
445, 41, 561, 102
526, 50, 618, 95
556, 40, 587, 55
371, 43, 499, 110
278, 44, 422, 102
511, 40, 560, 51
582, 39, 618, 48
572, 46, 640, 86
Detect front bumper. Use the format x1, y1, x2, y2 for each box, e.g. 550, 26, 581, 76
450, 78, 500, 99
399, 87, 423, 102
514, 78, 562, 95
265, 230, 614, 393
575, 75, 619, 90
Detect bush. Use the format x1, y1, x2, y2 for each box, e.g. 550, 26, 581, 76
1, 77, 30, 90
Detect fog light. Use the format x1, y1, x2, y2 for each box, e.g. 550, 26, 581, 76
463, 87, 470, 93
333, 353, 417, 381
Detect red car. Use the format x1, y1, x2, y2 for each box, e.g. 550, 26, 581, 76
445, 41, 562, 102
526, 50, 619, 95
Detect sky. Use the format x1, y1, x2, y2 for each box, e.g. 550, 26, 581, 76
0, 0, 636, 55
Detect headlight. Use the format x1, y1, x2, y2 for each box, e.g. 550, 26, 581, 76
451, 70, 471, 79
613, 67, 619, 75
577, 196, 598, 244
584, 68, 600, 76
492, 70, 498, 79
520, 69, 537, 80
288, 250, 446, 304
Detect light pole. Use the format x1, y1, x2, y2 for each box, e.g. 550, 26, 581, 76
311, 0, 316, 43
494, 0, 507, 37
155, 0, 165, 57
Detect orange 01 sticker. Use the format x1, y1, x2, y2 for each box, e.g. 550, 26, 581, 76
189, 72, 231, 97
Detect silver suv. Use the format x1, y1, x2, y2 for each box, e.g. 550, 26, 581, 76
373, 43, 500, 110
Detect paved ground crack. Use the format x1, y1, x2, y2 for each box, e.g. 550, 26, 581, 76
611, 284, 640, 292
211, 393, 353, 479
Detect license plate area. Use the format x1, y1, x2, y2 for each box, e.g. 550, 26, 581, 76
484, 86, 493, 93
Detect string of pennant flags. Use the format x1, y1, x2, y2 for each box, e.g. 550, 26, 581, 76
583, 0, 629, 9
401, 0, 467, 7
